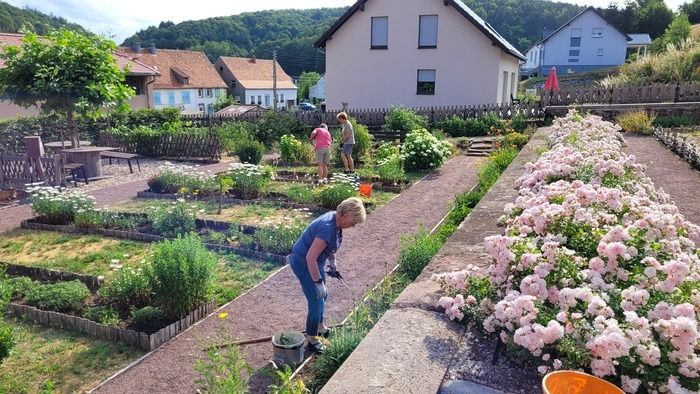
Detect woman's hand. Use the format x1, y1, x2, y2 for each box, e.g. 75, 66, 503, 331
328, 258, 338, 274
315, 281, 328, 299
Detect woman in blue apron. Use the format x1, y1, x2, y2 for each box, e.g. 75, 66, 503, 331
289, 197, 366, 352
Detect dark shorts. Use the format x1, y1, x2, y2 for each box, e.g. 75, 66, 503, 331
342, 144, 354, 155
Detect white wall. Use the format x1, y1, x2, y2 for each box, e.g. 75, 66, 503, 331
497, 52, 521, 104
243, 88, 298, 108
0, 101, 40, 119
524, 44, 542, 70
310, 76, 326, 101
325, 0, 518, 109
544, 9, 627, 70
154, 88, 225, 114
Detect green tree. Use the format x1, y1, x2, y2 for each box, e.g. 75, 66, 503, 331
633, 0, 674, 39
0, 30, 133, 148
297, 71, 321, 100
663, 13, 691, 47
680, 0, 700, 24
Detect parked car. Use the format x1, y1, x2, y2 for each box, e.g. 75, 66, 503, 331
299, 102, 316, 111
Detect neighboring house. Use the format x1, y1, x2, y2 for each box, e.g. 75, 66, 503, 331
121, 45, 227, 114
627, 34, 652, 58
215, 56, 297, 109
314, 0, 525, 109
0, 33, 159, 118
522, 7, 631, 77
215, 104, 267, 116
309, 75, 326, 102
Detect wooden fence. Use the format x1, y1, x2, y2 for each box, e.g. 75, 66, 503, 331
1, 261, 103, 291
541, 83, 700, 106
99, 132, 221, 162
0, 154, 65, 189
181, 102, 545, 130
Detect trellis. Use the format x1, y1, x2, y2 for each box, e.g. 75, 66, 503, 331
0, 154, 65, 189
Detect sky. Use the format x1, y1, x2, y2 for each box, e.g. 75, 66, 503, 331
4, 0, 690, 44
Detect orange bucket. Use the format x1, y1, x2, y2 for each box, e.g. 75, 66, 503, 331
543, 371, 623, 394
359, 183, 373, 197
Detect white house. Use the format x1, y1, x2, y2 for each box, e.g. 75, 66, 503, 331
122, 45, 227, 114
309, 75, 326, 102
627, 34, 652, 58
522, 7, 632, 77
215, 56, 297, 109
314, 0, 525, 109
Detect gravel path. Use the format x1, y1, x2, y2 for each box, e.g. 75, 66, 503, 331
624, 135, 700, 225
92, 155, 484, 394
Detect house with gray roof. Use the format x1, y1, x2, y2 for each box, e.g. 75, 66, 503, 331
314, 0, 525, 109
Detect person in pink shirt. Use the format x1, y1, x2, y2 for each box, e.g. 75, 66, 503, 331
309, 123, 332, 183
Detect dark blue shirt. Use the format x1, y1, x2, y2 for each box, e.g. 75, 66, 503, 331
291, 211, 342, 264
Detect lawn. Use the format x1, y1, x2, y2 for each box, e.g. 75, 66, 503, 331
0, 317, 144, 393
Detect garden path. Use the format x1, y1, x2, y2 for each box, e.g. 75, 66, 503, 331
0, 162, 233, 233
624, 135, 700, 225
92, 155, 485, 394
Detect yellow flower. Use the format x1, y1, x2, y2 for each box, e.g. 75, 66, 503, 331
218, 312, 229, 320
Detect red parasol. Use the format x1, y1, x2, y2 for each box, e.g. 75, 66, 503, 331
543, 66, 560, 92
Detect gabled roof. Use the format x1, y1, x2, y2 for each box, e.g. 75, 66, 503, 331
537, 7, 632, 45
0, 33, 158, 76
627, 34, 652, 46
121, 47, 227, 89
313, 0, 525, 61
215, 104, 268, 116
218, 56, 297, 90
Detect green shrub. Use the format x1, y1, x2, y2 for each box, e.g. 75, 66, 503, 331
254, 223, 305, 255
503, 132, 529, 150
25, 280, 90, 314
616, 111, 656, 134
279, 134, 313, 164
99, 266, 152, 311
148, 199, 197, 238
0, 322, 13, 363
148, 236, 217, 319
401, 129, 452, 171
653, 115, 696, 128
316, 183, 357, 210
74, 209, 141, 231
214, 121, 256, 154
255, 111, 306, 148
509, 113, 528, 132
84, 306, 120, 326
130, 306, 165, 333
376, 154, 407, 183
226, 163, 273, 199
384, 106, 428, 132
284, 184, 316, 204
309, 323, 369, 391
147, 166, 218, 196
195, 338, 252, 394
477, 148, 518, 191
235, 139, 265, 164
374, 143, 400, 162
349, 118, 372, 163
29, 186, 94, 225
5, 276, 37, 299
397, 228, 442, 280
433, 116, 488, 137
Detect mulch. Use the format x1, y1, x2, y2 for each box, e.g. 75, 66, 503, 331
92, 155, 485, 394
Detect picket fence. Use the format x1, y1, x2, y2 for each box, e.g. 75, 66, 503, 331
541, 83, 700, 106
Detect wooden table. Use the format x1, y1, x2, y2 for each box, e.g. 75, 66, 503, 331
61, 147, 116, 181
44, 141, 92, 151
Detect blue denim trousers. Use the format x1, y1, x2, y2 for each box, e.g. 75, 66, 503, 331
290, 254, 326, 336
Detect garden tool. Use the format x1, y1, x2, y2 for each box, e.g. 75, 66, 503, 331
326, 269, 350, 291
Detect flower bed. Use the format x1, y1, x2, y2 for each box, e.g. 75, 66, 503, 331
274, 170, 412, 193
435, 112, 700, 393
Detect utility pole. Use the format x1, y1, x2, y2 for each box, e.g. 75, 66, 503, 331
272, 49, 278, 111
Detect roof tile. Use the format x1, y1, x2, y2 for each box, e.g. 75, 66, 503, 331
218, 56, 297, 90
121, 48, 227, 89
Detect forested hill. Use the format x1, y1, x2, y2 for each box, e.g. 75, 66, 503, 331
0, 1, 88, 35
121, 1, 587, 76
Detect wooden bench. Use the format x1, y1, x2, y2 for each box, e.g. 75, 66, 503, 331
101, 152, 142, 173
63, 163, 88, 186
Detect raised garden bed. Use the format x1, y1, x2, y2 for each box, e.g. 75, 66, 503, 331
655, 127, 700, 170
1, 260, 102, 291
136, 190, 329, 213
7, 300, 217, 351
274, 170, 412, 193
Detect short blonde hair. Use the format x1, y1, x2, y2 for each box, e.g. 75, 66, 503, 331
337, 112, 348, 121
320, 123, 328, 129
337, 197, 366, 225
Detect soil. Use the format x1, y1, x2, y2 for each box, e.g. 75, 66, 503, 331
92, 155, 485, 394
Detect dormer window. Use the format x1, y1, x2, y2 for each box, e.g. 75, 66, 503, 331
182, 77, 189, 85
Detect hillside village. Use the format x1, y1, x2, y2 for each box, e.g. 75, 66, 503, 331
0, 0, 698, 393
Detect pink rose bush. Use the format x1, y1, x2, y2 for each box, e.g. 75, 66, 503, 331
433, 112, 700, 393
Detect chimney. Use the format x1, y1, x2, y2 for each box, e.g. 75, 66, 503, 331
134, 42, 141, 53
249, 55, 256, 63
149, 43, 157, 54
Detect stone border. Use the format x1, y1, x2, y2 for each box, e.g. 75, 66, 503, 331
7, 300, 216, 351
654, 127, 700, 170
1, 261, 103, 291
20, 219, 287, 264
319, 130, 548, 394
136, 190, 330, 213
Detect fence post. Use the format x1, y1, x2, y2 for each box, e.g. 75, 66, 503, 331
674, 82, 680, 103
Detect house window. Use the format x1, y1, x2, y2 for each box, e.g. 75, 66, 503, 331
205, 89, 212, 98
280, 93, 285, 103
219, 66, 223, 72
182, 91, 191, 105
198, 89, 203, 98
371, 17, 388, 49
418, 15, 438, 48
568, 58, 579, 63
167, 91, 176, 106
214, 89, 221, 97
571, 28, 582, 37
570, 37, 581, 47
264, 95, 270, 107
417, 69, 436, 95
597, 48, 604, 56
592, 28, 603, 37
207, 104, 213, 114
198, 103, 205, 113
569, 50, 580, 56
154, 91, 162, 105
257, 95, 262, 105
231, 80, 237, 89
